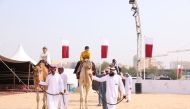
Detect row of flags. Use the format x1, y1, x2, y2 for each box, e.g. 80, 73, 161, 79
144, 37, 182, 78
62, 37, 154, 59
62, 38, 183, 78
61, 40, 109, 59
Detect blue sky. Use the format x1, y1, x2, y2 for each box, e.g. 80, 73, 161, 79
0, 0, 190, 66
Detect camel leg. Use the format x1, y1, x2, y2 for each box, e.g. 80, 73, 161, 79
45, 93, 48, 109
80, 85, 84, 109
85, 88, 89, 109
36, 90, 39, 109
42, 91, 47, 109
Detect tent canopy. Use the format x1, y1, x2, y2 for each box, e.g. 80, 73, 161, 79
11, 45, 37, 65
0, 55, 25, 63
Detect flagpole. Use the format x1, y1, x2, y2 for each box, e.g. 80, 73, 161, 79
143, 36, 145, 80
101, 39, 108, 74
99, 58, 102, 74
143, 58, 145, 80
62, 40, 69, 67
177, 57, 179, 80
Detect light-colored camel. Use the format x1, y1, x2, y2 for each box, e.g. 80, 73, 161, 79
79, 60, 95, 109
33, 62, 48, 109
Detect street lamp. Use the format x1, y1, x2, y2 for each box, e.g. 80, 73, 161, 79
129, 0, 143, 78
129, 0, 143, 94
129, 0, 135, 4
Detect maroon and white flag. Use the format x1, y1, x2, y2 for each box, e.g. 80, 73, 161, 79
62, 40, 69, 58
145, 37, 153, 58
101, 40, 108, 59
177, 65, 183, 77
177, 65, 182, 77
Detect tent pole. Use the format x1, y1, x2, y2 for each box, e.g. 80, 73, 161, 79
13, 69, 15, 89
28, 62, 31, 91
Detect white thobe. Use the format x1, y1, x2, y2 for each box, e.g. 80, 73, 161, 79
40, 52, 51, 64
60, 73, 69, 109
93, 74, 125, 109
40, 73, 64, 109
122, 75, 132, 101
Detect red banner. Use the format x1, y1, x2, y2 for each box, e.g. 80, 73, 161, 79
145, 44, 153, 58
145, 37, 153, 58
62, 45, 69, 58
101, 45, 108, 58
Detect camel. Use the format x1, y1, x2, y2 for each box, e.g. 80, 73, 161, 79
33, 61, 48, 109
79, 59, 96, 109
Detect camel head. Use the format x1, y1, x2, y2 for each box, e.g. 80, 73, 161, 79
83, 59, 92, 70
82, 59, 93, 76
33, 62, 48, 90
33, 65, 41, 90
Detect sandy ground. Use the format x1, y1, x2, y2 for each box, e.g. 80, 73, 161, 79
0, 91, 190, 109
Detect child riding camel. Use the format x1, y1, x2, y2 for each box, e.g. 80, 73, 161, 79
74, 46, 92, 79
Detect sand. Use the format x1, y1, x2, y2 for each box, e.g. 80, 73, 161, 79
0, 91, 190, 109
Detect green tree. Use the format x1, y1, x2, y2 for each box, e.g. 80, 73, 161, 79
127, 67, 137, 77
145, 66, 158, 77
120, 66, 128, 74
167, 69, 181, 80
101, 61, 109, 71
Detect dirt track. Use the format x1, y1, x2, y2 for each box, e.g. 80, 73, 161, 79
0, 91, 190, 109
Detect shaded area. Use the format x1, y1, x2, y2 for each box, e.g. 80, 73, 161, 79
0, 55, 34, 90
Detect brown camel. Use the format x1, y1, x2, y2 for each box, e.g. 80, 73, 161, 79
33, 62, 48, 109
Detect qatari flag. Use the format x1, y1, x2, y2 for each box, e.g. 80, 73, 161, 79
177, 65, 181, 76
145, 37, 153, 58
62, 40, 69, 58
101, 40, 108, 58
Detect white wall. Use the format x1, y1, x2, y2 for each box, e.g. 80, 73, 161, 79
64, 69, 78, 87
132, 80, 190, 94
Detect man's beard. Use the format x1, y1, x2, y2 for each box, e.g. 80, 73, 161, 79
109, 72, 115, 77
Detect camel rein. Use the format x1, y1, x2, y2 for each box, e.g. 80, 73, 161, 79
39, 87, 68, 105
39, 86, 68, 96
95, 90, 125, 105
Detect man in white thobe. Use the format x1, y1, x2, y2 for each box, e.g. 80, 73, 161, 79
39, 65, 64, 109
58, 66, 69, 109
39, 46, 51, 64
92, 67, 126, 109
122, 73, 132, 102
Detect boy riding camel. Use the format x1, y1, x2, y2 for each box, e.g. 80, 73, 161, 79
74, 46, 92, 79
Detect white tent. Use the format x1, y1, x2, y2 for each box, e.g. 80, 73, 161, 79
11, 45, 37, 65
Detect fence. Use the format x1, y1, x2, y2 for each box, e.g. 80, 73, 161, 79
132, 80, 190, 94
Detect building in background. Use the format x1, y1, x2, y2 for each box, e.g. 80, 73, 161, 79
133, 55, 157, 69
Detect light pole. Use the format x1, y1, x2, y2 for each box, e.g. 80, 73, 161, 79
129, 0, 143, 78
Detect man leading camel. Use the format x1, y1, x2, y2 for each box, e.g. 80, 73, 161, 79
39, 65, 64, 109
92, 67, 126, 109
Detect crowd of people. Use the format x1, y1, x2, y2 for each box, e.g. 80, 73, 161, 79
38, 46, 133, 109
